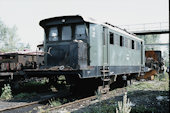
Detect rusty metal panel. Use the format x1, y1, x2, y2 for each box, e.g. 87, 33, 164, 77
145, 50, 161, 62
78, 42, 87, 69
0, 52, 44, 71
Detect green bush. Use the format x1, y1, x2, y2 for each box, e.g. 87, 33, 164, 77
0, 84, 13, 100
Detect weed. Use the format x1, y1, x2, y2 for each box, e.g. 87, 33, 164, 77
95, 90, 102, 102
49, 98, 62, 107
116, 92, 131, 113
0, 84, 13, 100
155, 72, 169, 82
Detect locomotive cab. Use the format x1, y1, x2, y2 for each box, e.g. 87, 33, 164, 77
40, 16, 89, 70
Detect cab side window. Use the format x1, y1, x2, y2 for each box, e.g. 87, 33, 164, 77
75, 24, 86, 39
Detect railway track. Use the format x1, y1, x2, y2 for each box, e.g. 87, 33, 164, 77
0, 90, 71, 113
0, 83, 128, 113
48, 87, 127, 113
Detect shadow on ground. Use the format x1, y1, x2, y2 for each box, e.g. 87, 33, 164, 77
73, 90, 169, 113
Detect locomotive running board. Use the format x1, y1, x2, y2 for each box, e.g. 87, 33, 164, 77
24, 69, 81, 77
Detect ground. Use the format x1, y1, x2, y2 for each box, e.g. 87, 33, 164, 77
73, 73, 169, 113
0, 73, 169, 113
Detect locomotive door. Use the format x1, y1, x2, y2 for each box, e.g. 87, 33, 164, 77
102, 27, 108, 66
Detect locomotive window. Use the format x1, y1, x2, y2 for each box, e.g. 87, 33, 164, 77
132, 40, 135, 49
120, 36, 124, 47
75, 24, 86, 39
109, 32, 114, 44
49, 27, 58, 41
62, 26, 72, 40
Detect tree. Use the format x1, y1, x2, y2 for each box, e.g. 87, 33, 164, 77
25, 43, 31, 50
137, 34, 160, 50
162, 46, 169, 67
0, 19, 20, 52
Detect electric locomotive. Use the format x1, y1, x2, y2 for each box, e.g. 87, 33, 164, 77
39, 15, 146, 92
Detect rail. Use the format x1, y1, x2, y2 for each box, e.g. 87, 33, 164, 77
0, 90, 71, 112
49, 88, 127, 112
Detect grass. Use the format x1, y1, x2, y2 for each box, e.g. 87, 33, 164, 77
131, 105, 157, 113
14, 92, 37, 100
23, 78, 48, 87
127, 72, 169, 92
48, 98, 68, 107
49, 98, 62, 107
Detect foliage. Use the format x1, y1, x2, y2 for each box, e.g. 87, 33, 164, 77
116, 92, 131, 113
138, 34, 160, 50
14, 92, 37, 99
155, 72, 169, 82
0, 84, 13, 100
0, 19, 30, 52
48, 97, 68, 107
154, 72, 169, 91
23, 78, 48, 87
49, 98, 62, 107
162, 47, 169, 67
127, 73, 169, 91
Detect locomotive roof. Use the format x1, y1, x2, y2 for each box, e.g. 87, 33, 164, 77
40, 15, 143, 41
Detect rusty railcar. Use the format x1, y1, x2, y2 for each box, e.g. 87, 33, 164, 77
145, 50, 164, 73
0, 52, 44, 71
0, 52, 44, 81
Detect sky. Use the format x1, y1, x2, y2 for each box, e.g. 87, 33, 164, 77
0, 0, 169, 50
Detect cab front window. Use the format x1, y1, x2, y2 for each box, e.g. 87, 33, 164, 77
49, 27, 58, 41
62, 26, 72, 40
